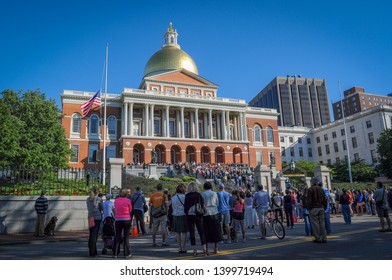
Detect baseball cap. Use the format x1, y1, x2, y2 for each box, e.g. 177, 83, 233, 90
218, 183, 225, 189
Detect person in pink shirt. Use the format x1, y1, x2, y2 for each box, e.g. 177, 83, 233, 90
113, 187, 132, 259
232, 191, 246, 243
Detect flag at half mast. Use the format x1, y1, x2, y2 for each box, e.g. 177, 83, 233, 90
81, 90, 101, 118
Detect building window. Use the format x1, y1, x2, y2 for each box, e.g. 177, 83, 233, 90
342, 139, 347, 151
266, 127, 274, 143
88, 144, 99, 164
290, 147, 294, 157
316, 136, 320, 143
332, 131, 337, 139
368, 132, 374, 144
341, 128, 345, 136
318, 147, 322, 156
307, 138, 311, 144
371, 149, 377, 163
366, 120, 372, 128
256, 151, 262, 165
280, 136, 285, 143
325, 144, 330, 155
107, 145, 116, 159
88, 114, 99, 135
198, 121, 204, 138
154, 119, 161, 135
352, 137, 358, 148
184, 121, 190, 137
354, 153, 360, 161
108, 115, 116, 136
308, 148, 313, 157
299, 147, 303, 157
254, 125, 262, 142
281, 147, 286, 156
324, 134, 328, 141
327, 159, 332, 166
298, 137, 302, 144
336, 157, 340, 164
350, 125, 355, 133
334, 142, 339, 153
289, 137, 293, 143
70, 144, 79, 163
169, 120, 176, 137
71, 113, 81, 135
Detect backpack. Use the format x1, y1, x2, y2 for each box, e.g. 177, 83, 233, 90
387, 190, 392, 208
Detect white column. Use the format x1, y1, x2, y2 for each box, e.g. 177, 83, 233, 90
166, 105, 170, 138
129, 103, 133, 136
221, 111, 226, 140
190, 109, 195, 138
121, 103, 125, 136
217, 112, 221, 139
181, 107, 185, 138
226, 111, 230, 140
239, 112, 244, 141
209, 109, 213, 139
144, 103, 149, 136
124, 102, 128, 136
150, 104, 155, 136
203, 112, 208, 139
177, 109, 181, 137
243, 113, 247, 141
195, 108, 199, 139
234, 114, 238, 141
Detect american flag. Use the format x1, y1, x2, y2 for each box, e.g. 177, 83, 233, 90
81, 90, 101, 118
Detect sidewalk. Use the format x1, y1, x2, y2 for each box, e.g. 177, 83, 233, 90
0, 230, 89, 246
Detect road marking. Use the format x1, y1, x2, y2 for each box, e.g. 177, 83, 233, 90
167, 226, 379, 260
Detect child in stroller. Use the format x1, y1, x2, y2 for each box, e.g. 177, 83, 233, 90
102, 216, 115, 255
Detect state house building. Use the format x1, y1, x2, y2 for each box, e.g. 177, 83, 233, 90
61, 24, 281, 169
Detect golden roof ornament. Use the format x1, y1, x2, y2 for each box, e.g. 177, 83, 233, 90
168, 22, 174, 32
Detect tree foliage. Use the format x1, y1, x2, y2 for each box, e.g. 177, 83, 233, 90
331, 159, 376, 182
377, 128, 392, 179
0, 89, 70, 168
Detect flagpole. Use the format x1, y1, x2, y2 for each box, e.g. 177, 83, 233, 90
102, 43, 108, 191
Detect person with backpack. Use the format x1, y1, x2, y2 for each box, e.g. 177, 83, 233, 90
283, 189, 294, 229
131, 187, 147, 235
271, 192, 283, 223
373, 182, 392, 232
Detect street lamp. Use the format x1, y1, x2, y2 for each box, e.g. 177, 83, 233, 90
290, 160, 296, 171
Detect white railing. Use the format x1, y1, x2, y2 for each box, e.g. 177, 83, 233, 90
123, 88, 246, 104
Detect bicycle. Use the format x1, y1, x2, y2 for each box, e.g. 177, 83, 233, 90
263, 210, 285, 239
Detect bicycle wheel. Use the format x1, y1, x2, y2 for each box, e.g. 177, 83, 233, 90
272, 219, 285, 239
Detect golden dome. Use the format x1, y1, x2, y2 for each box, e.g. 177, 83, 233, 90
143, 23, 198, 77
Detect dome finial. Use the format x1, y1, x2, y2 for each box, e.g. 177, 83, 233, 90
168, 22, 174, 32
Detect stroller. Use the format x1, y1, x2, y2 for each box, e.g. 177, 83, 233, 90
101, 216, 115, 255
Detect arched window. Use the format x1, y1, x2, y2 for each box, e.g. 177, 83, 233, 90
254, 125, 262, 143
89, 114, 99, 134
71, 113, 81, 135
108, 115, 116, 136
267, 126, 274, 143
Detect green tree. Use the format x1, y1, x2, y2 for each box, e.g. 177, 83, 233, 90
0, 89, 70, 168
331, 159, 376, 182
377, 128, 392, 179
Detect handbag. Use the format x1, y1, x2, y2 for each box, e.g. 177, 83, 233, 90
88, 216, 95, 228
151, 194, 167, 218
194, 202, 205, 216
143, 204, 148, 213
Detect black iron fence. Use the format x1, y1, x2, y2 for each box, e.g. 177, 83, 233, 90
0, 166, 107, 196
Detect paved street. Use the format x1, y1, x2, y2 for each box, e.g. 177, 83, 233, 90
0, 214, 391, 260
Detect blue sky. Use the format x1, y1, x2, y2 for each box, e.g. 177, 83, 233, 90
1, 0, 391, 119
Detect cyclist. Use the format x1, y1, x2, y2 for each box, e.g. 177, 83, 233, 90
252, 185, 271, 240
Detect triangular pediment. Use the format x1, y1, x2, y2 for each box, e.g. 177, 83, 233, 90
144, 69, 218, 88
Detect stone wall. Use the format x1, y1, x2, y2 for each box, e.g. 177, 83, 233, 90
0, 196, 88, 234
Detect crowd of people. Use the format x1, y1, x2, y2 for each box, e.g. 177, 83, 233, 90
85, 179, 392, 258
